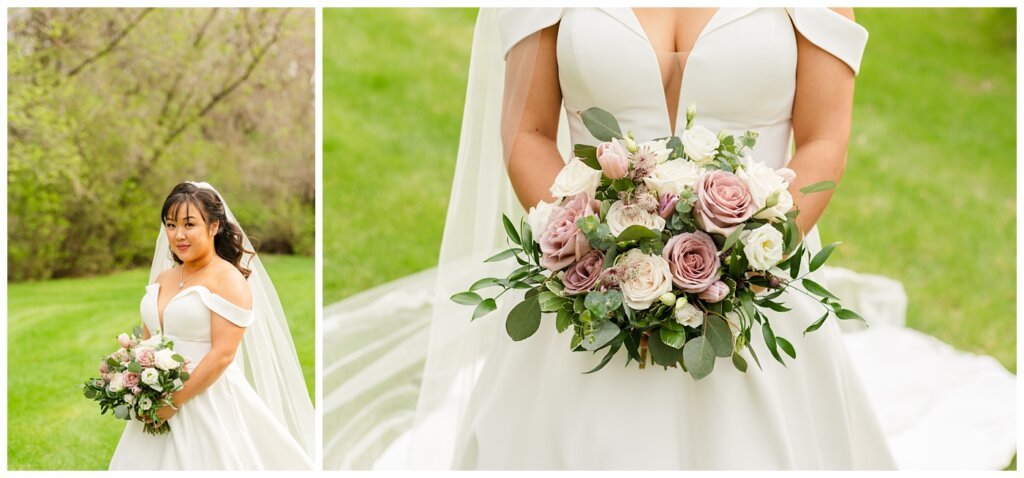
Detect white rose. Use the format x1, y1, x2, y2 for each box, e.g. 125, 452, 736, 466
643, 159, 702, 196
617, 248, 673, 310
549, 158, 601, 199
527, 198, 559, 235
674, 299, 704, 328
154, 348, 180, 371
107, 373, 125, 393
140, 367, 160, 386
139, 396, 153, 411
138, 334, 162, 348
742, 224, 785, 271
681, 125, 720, 165
123, 393, 136, 405
606, 201, 666, 237
737, 157, 793, 221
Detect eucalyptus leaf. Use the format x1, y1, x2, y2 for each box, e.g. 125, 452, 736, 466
682, 336, 716, 380
582, 107, 623, 141
472, 298, 497, 320
649, 331, 683, 366
731, 351, 748, 372
705, 315, 734, 358
451, 291, 482, 306
616, 225, 659, 242
582, 320, 621, 351
506, 296, 541, 341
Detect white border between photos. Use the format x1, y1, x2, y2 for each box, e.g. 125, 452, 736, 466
1, 1, 1021, 477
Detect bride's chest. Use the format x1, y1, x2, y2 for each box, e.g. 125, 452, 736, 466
555, 8, 798, 124
140, 285, 213, 342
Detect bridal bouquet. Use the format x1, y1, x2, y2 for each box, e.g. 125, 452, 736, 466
81, 328, 191, 435
453, 104, 866, 380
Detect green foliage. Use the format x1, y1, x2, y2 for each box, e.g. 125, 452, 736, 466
7, 255, 313, 470
7, 8, 315, 281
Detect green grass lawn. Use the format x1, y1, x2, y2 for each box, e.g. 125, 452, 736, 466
7, 254, 314, 470
323, 8, 1015, 469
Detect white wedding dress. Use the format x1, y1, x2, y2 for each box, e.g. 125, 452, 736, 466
107, 283, 314, 470
322, 7, 1016, 470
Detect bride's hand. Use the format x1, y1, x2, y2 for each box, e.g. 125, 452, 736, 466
154, 402, 178, 422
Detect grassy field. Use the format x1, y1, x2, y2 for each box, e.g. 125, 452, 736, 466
323, 8, 1015, 469
7, 254, 314, 470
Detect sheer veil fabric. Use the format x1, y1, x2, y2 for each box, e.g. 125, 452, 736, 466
149, 181, 316, 461
323, 8, 1016, 470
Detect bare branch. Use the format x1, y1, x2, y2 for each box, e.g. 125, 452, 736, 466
65, 8, 153, 78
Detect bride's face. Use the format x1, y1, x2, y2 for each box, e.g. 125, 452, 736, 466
164, 200, 219, 264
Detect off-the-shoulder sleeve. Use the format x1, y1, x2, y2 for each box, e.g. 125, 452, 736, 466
785, 8, 869, 76
198, 287, 254, 327
498, 8, 565, 58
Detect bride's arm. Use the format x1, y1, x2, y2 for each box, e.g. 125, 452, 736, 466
504, 23, 565, 210
154, 271, 252, 422
787, 8, 859, 237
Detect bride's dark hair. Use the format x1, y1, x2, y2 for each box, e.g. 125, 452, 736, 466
160, 182, 253, 278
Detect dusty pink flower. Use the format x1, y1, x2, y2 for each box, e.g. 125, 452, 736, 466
694, 170, 754, 236
539, 193, 599, 271
597, 140, 628, 179
563, 250, 605, 295
658, 193, 679, 219
662, 231, 721, 293
123, 372, 140, 389
131, 386, 142, 395
99, 361, 110, 375
698, 280, 730, 303
135, 347, 155, 367
117, 333, 135, 349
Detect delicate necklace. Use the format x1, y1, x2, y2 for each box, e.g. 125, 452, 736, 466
178, 259, 213, 289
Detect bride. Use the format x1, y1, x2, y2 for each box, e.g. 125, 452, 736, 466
108, 182, 315, 470
323, 7, 1016, 470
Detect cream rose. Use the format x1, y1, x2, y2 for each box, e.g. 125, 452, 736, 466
549, 158, 602, 199
737, 157, 794, 221
681, 125, 720, 165
527, 198, 558, 235
617, 248, 673, 310
606, 200, 666, 237
107, 373, 126, 393
643, 159, 701, 197
154, 348, 181, 371
140, 367, 160, 386
742, 224, 784, 271
674, 299, 704, 328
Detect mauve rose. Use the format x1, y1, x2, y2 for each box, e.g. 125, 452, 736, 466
539, 193, 599, 271
597, 140, 629, 179
662, 231, 721, 293
658, 193, 679, 219
694, 170, 754, 236
99, 361, 109, 374
698, 280, 730, 303
123, 372, 140, 389
563, 250, 605, 295
136, 347, 155, 367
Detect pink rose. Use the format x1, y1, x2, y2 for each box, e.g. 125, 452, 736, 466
136, 347, 155, 367
597, 140, 628, 179
694, 170, 754, 236
658, 193, 679, 219
539, 193, 599, 271
123, 372, 140, 389
698, 280, 730, 303
662, 231, 721, 293
563, 250, 605, 295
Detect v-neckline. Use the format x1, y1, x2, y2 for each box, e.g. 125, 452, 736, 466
152, 283, 208, 333
628, 8, 722, 137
